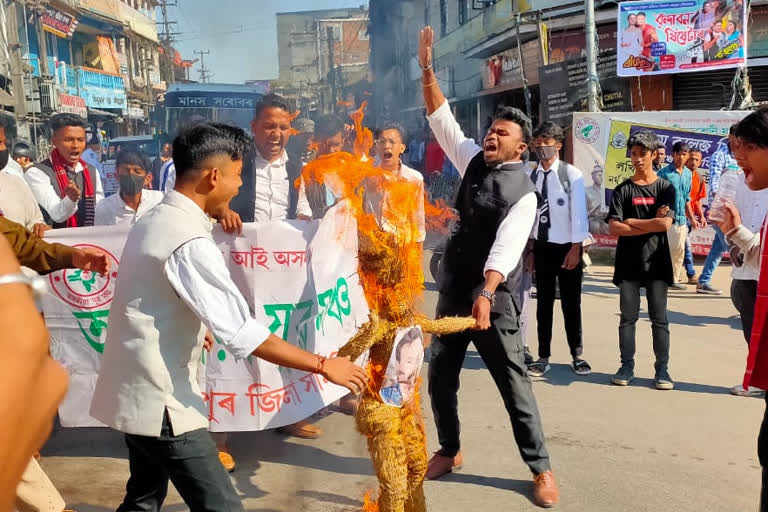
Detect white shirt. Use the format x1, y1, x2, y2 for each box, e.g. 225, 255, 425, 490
161, 160, 175, 192
427, 100, 537, 280
94, 189, 165, 226
25, 160, 105, 223
0, 172, 44, 229
2, 159, 25, 180
253, 150, 291, 222
528, 158, 590, 244
164, 227, 271, 358
729, 174, 768, 281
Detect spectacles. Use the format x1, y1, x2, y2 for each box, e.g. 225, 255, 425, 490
376, 138, 401, 146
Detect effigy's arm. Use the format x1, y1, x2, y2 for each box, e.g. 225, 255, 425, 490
338, 312, 385, 361
415, 315, 476, 335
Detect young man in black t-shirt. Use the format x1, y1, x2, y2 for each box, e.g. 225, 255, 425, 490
606, 130, 676, 390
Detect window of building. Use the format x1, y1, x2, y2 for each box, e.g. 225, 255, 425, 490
459, 0, 467, 25
440, 0, 447, 36
358, 28, 369, 41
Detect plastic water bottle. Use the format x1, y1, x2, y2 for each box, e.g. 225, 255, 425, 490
708, 169, 742, 222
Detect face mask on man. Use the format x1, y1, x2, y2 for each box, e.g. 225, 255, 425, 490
0, 149, 9, 170
119, 174, 145, 196
535, 145, 558, 161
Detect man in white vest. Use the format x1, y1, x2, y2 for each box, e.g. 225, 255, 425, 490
90, 122, 367, 512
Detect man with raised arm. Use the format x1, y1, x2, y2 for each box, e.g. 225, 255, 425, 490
418, 26, 559, 508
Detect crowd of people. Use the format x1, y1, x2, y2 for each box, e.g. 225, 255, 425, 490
2, 22, 768, 512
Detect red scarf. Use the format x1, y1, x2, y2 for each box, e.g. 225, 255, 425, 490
50, 148, 95, 228
743, 217, 768, 390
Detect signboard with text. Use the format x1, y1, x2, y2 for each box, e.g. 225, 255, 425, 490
540, 49, 632, 127
40, 6, 78, 39
617, 0, 747, 76
43, 205, 370, 431
58, 94, 87, 118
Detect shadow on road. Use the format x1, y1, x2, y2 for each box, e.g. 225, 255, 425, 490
536, 364, 730, 395
434, 472, 535, 505
68, 504, 189, 512
227, 430, 374, 477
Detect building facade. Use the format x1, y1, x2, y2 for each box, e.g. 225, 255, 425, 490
275, 6, 370, 115
3, 0, 164, 148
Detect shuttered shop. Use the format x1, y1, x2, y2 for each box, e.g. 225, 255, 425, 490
673, 66, 768, 110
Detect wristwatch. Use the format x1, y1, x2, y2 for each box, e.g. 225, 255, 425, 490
478, 289, 496, 306
0, 272, 47, 298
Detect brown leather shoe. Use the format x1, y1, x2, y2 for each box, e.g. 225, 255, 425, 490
533, 470, 559, 508
277, 420, 323, 439
425, 451, 463, 480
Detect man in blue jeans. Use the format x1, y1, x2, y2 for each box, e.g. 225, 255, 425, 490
698, 127, 740, 295
606, 130, 676, 390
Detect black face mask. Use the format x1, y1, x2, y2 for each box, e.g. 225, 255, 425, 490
0, 149, 9, 170
119, 174, 145, 196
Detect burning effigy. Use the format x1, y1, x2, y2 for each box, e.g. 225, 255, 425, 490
300, 104, 475, 512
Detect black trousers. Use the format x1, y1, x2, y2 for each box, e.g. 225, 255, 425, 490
428, 292, 551, 475
759, 394, 768, 511
731, 279, 758, 344
117, 411, 243, 512
533, 240, 583, 359
618, 280, 670, 372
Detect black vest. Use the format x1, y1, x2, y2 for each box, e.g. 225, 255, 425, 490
439, 153, 536, 309
34, 158, 99, 228
229, 146, 301, 222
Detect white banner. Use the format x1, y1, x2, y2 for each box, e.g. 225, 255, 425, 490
43, 203, 369, 431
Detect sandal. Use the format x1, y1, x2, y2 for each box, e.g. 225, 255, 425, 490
528, 361, 550, 377
572, 359, 592, 375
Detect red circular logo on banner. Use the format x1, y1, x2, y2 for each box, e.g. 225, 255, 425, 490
49, 244, 120, 310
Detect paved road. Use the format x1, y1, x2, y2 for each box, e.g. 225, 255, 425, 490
41, 261, 763, 511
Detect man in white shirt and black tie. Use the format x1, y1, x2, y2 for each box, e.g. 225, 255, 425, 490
418, 26, 559, 508
90, 123, 366, 512
526, 122, 591, 378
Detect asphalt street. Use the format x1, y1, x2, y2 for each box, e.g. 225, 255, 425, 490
40, 259, 762, 511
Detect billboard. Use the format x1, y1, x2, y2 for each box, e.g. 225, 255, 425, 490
617, 0, 747, 76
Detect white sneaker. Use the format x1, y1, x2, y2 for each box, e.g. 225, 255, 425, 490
730, 384, 765, 397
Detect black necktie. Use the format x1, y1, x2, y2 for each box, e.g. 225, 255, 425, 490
536, 171, 550, 241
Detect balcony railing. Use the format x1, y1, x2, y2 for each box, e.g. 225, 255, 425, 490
73, 67, 127, 110
77, 67, 125, 91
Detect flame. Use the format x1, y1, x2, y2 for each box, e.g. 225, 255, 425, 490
288, 110, 303, 137
350, 101, 374, 159
363, 491, 379, 511
299, 102, 455, 323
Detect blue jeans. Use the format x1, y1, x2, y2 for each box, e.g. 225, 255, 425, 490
684, 224, 695, 278
698, 226, 728, 285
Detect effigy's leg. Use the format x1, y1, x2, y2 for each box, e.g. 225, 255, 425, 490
402, 398, 428, 512
357, 395, 409, 512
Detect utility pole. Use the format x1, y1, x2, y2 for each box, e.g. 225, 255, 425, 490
194, 49, 211, 83
326, 26, 336, 113
157, 0, 179, 85
584, 0, 599, 112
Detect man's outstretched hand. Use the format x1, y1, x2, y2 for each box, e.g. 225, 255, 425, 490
419, 26, 434, 70
322, 356, 368, 394
72, 247, 110, 275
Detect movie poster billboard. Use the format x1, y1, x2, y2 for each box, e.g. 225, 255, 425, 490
617, 0, 747, 77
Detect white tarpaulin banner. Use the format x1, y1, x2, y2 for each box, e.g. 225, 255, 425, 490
42, 203, 369, 431
572, 110, 748, 253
